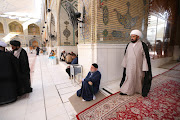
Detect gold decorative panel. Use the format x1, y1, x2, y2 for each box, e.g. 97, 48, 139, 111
28, 24, 40, 35
9, 21, 23, 34
0, 22, 4, 33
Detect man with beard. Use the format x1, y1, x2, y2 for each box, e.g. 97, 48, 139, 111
0, 41, 19, 104
10, 40, 32, 96
120, 30, 152, 97
77, 63, 101, 101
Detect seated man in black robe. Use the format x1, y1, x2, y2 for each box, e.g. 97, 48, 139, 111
77, 63, 101, 101
10, 40, 32, 96
0, 41, 19, 105
66, 53, 78, 78
60, 50, 67, 61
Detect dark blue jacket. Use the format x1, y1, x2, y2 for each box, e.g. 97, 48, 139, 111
71, 57, 78, 64
84, 71, 101, 94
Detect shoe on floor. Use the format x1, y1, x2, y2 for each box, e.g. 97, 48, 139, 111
120, 92, 127, 95
93, 95, 96, 100
82, 95, 96, 101
82, 99, 86, 102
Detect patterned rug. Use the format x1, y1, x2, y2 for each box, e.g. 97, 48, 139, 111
162, 63, 180, 79
172, 63, 180, 71
76, 64, 180, 120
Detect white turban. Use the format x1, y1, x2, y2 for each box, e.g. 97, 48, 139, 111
0, 41, 7, 47
130, 30, 143, 38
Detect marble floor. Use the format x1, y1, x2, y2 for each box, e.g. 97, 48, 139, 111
0, 54, 179, 120
0, 54, 80, 120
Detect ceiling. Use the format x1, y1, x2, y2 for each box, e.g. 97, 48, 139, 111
0, 0, 42, 20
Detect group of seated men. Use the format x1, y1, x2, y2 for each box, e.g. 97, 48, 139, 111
60, 50, 79, 79
60, 50, 77, 64
61, 50, 101, 102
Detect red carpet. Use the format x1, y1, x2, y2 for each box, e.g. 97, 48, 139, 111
76, 63, 180, 120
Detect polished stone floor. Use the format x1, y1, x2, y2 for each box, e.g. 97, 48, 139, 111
0, 53, 178, 120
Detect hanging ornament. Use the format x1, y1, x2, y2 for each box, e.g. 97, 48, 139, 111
99, 0, 104, 8
101, 0, 104, 5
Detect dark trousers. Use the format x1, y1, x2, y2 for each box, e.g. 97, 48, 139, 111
66, 68, 70, 76
36, 52, 39, 55
60, 58, 65, 61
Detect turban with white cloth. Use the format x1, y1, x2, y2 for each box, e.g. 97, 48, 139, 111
0, 41, 7, 47
130, 30, 143, 38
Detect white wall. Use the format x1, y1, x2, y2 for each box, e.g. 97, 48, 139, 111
78, 43, 178, 88
78, 44, 126, 88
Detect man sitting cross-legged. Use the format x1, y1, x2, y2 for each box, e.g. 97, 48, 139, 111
77, 63, 101, 101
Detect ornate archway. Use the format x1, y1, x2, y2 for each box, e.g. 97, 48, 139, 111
28, 24, 40, 35
32, 41, 38, 47
0, 22, 4, 33
59, 0, 78, 46
29, 38, 40, 49
9, 21, 23, 34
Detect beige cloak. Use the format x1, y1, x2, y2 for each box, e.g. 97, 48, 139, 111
120, 40, 148, 95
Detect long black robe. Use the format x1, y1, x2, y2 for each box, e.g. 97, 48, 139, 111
120, 41, 152, 97
0, 50, 19, 105
36, 47, 40, 55
15, 48, 32, 96
77, 71, 101, 101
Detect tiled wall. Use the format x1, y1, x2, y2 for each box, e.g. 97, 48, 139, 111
78, 0, 92, 44
78, 0, 149, 44
59, 0, 78, 46
96, 0, 149, 44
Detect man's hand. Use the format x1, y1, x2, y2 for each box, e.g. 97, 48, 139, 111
67, 66, 70, 68
88, 81, 93, 86
79, 79, 82, 82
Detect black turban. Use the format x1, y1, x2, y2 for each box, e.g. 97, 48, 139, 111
10, 40, 21, 47
92, 63, 98, 68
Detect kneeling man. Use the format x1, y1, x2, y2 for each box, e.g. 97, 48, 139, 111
77, 63, 101, 101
